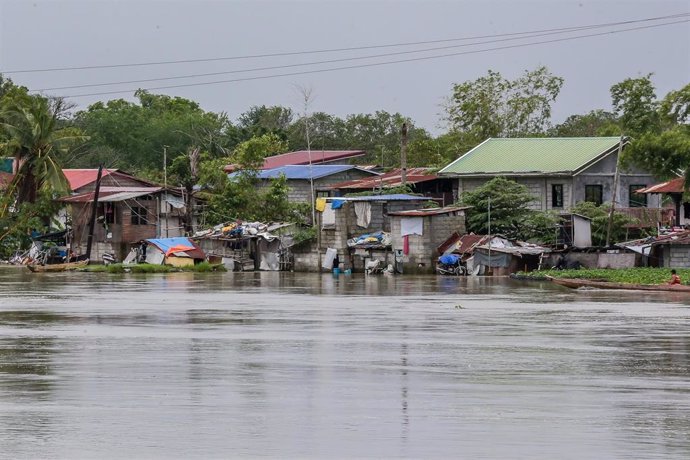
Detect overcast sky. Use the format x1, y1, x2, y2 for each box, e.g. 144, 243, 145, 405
1, 0, 688, 133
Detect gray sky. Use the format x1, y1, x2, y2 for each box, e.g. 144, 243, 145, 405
1, 0, 688, 133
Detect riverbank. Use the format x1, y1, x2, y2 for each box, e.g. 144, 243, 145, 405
517, 267, 690, 285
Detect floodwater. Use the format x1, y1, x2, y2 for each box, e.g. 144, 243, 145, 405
0, 267, 689, 459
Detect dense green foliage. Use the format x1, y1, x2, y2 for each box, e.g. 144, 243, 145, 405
459, 177, 561, 243
570, 201, 638, 247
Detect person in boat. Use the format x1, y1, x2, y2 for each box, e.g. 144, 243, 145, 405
667, 269, 681, 285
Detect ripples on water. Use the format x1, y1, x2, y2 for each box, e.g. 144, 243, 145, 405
0, 267, 689, 459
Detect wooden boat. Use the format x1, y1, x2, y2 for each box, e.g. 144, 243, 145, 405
27, 259, 89, 273
546, 275, 690, 292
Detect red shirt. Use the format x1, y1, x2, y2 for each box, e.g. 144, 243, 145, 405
670, 274, 681, 285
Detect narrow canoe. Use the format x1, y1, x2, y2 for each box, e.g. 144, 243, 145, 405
546, 275, 690, 292
27, 259, 89, 273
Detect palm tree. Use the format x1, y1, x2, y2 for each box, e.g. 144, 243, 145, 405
0, 96, 85, 205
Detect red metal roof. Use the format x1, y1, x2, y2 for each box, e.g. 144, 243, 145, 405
328, 168, 439, 190
637, 177, 685, 194
223, 150, 365, 172
62, 169, 119, 191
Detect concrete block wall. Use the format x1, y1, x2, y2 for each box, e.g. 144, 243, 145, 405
669, 245, 690, 268
389, 212, 467, 274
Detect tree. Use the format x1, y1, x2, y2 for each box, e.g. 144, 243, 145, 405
459, 177, 562, 243
459, 177, 536, 240
571, 201, 637, 247
75, 91, 236, 171
238, 105, 293, 140
0, 95, 85, 205
610, 74, 660, 136
549, 110, 619, 137
616, 81, 690, 182
446, 66, 564, 140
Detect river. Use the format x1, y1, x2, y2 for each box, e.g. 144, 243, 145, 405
0, 267, 689, 459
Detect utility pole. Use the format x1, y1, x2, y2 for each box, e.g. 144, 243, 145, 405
487, 195, 491, 276
605, 135, 625, 247
400, 122, 408, 186
163, 145, 169, 238
85, 165, 103, 262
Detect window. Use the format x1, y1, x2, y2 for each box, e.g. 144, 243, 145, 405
551, 184, 564, 208
131, 206, 148, 225
101, 203, 116, 224
629, 185, 647, 207
584, 185, 603, 206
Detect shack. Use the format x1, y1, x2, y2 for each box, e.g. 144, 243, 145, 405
303, 194, 430, 272
123, 237, 206, 267
471, 236, 550, 276
388, 206, 470, 274
193, 222, 298, 271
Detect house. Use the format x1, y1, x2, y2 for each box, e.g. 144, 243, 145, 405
388, 206, 470, 274
637, 177, 686, 227
223, 149, 366, 173
60, 169, 197, 262
439, 137, 661, 212
233, 164, 379, 203
294, 194, 430, 272
328, 167, 456, 205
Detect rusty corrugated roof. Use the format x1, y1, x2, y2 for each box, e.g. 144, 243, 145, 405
329, 167, 439, 189
60, 187, 162, 203
224, 150, 365, 172
637, 177, 685, 194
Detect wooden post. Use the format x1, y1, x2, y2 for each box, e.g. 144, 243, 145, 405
85, 165, 104, 261
401, 123, 408, 185
605, 135, 625, 247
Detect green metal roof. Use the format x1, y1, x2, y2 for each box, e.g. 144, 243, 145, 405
439, 137, 622, 175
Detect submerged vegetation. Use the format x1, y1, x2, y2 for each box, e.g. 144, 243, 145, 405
82, 261, 227, 274
519, 267, 690, 285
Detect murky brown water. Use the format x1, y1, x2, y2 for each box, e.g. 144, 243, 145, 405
1, 266, 689, 459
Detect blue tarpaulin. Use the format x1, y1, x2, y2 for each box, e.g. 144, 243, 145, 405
146, 237, 195, 253
439, 254, 461, 265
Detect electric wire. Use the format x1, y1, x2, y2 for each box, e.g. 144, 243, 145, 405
54, 19, 689, 99
3, 12, 688, 74
34, 23, 659, 92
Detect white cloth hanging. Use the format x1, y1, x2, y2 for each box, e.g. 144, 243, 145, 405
322, 204, 336, 228
400, 217, 423, 236
354, 202, 371, 228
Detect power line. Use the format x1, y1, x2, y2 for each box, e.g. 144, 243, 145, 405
34, 22, 662, 92
56, 19, 689, 99
3, 12, 689, 74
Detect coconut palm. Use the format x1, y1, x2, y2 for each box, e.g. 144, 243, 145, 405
0, 96, 85, 205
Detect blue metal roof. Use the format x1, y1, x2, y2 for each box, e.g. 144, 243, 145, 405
230, 164, 363, 180
329, 194, 428, 202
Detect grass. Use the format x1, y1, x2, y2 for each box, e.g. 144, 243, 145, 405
517, 267, 690, 285
82, 261, 227, 274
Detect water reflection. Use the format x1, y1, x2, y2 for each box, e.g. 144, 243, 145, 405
0, 267, 689, 458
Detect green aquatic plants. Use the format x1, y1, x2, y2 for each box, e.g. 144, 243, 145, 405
83, 262, 227, 274
520, 267, 690, 285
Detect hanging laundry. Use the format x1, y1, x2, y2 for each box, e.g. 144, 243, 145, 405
315, 198, 327, 212
400, 217, 423, 236
354, 202, 372, 228
331, 199, 345, 209
403, 235, 410, 255
322, 205, 336, 227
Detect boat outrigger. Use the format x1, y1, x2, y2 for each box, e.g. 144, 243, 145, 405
546, 275, 690, 292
